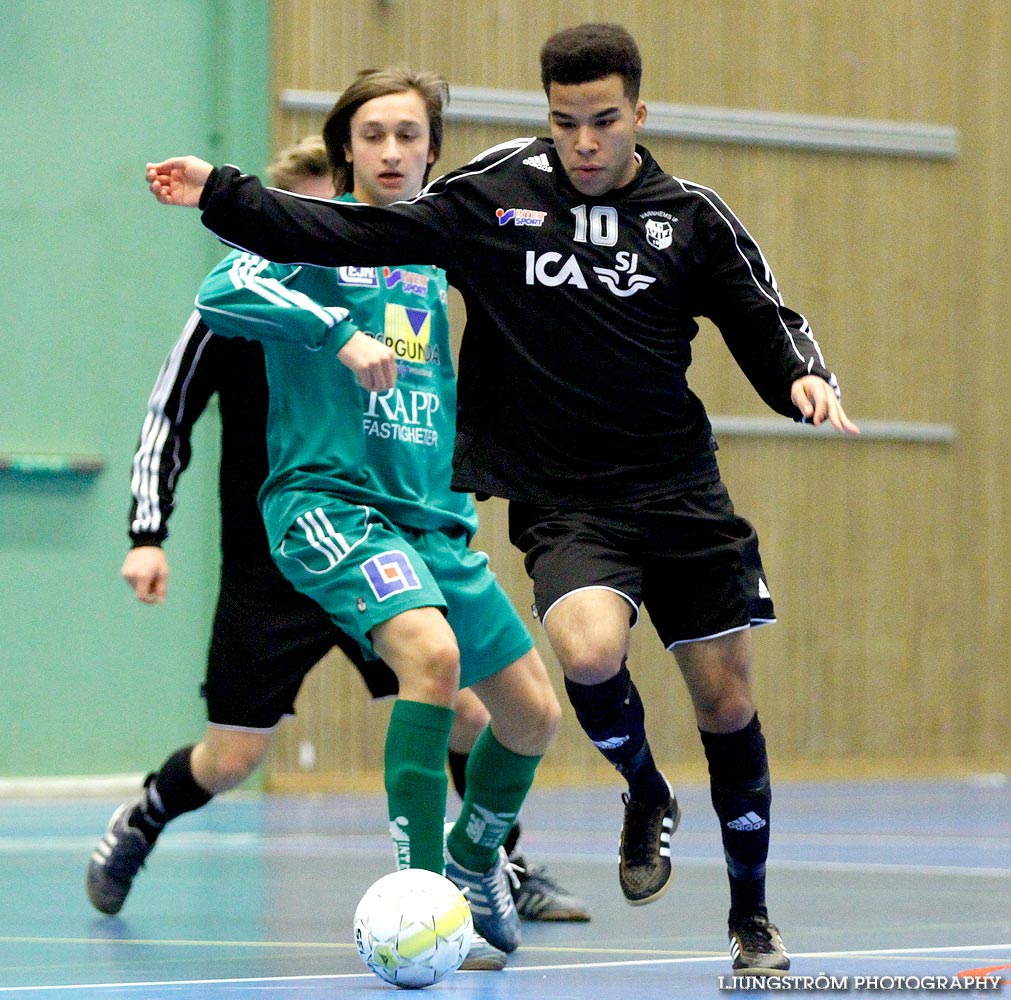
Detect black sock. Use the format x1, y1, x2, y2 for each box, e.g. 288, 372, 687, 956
448, 748, 522, 856
448, 749, 469, 801
699, 713, 771, 918
130, 745, 213, 844
503, 821, 521, 858
565, 664, 667, 804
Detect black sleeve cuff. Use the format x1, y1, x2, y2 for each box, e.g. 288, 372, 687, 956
198, 166, 223, 210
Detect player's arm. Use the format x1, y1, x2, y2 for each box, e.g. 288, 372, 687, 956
196, 252, 397, 391
147, 158, 451, 269
125, 313, 220, 602
697, 191, 856, 432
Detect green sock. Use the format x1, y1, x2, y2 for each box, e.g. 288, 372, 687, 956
447, 726, 541, 873
385, 699, 454, 874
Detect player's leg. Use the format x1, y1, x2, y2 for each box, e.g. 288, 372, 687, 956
446, 647, 556, 871
87, 570, 337, 915
85, 736, 221, 916
446, 686, 590, 922
328, 615, 508, 970
190, 726, 273, 792
368, 604, 460, 875
508, 502, 676, 906
432, 533, 561, 865
646, 479, 787, 974
447, 687, 488, 778
445, 646, 558, 953
275, 501, 469, 877
674, 632, 787, 973
338, 624, 538, 869
422, 531, 560, 951
542, 588, 678, 904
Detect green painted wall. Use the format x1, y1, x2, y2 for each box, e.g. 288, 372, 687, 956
0, 1, 269, 778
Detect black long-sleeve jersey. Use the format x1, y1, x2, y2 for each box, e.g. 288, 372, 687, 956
200, 137, 839, 505
128, 310, 274, 567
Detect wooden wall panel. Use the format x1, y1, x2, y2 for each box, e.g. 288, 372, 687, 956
954, 1, 1011, 761
264, 0, 1010, 790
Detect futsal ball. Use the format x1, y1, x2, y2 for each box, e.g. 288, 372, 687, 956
353, 868, 473, 989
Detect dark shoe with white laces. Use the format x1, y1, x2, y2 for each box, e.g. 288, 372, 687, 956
86, 799, 154, 915
729, 911, 791, 975
445, 847, 521, 953
509, 853, 591, 921
619, 776, 680, 905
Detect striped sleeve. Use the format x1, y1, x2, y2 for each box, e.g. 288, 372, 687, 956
679, 177, 839, 418
195, 252, 354, 351
128, 312, 218, 545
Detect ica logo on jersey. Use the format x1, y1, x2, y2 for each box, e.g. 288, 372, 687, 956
525, 250, 656, 297
525, 251, 588, 288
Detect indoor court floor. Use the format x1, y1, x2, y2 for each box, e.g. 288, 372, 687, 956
1, 778, 1008, 998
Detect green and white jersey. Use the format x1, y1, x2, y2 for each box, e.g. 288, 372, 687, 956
196, 195, 476, 548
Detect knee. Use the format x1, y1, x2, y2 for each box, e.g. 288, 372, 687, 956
553, 634, 627, 685
196, 739, 267, 792
694, 690, 755, 732
691, 667, 755, 731
679, 635, 756, 732
402, 635, 461, 706
544, 593, 631, 685
372, 608, 460, 706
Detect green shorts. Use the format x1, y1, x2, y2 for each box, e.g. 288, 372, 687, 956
273, 498, 533, 688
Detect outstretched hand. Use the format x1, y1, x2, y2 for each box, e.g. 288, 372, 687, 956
791, 376, 860, 435
146, 156, 214, 207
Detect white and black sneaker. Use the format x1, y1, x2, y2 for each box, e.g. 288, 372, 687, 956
86, 800, 154, 915
729, 911, 790, 975
619, 776, 680, 905
509, 853, 591, 922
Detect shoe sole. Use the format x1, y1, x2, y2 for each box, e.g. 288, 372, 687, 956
520, 910, 591, 922
460, 955, 506, 971
732, 965, 791, 976
622, 798, 682, 907
85, 881, 125, 916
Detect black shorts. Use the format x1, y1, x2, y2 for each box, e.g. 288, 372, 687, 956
203, 560, 398, 730
507, 479, 775, 649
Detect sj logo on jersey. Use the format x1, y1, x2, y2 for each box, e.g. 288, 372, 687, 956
361, 551, 422, 601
